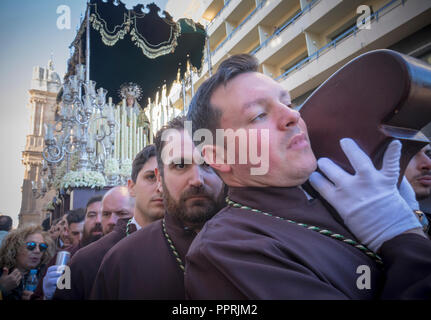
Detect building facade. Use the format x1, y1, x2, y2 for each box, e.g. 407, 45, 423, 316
166, 0, 431, 125
19, 59, 61, 227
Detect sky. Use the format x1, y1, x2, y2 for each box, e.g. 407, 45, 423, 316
0, 0, 168, 228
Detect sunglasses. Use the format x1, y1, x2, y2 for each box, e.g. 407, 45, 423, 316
25, 242, 48, 252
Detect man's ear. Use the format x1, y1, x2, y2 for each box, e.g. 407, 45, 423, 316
202, 144, 231, 173
127, 179, 136, 197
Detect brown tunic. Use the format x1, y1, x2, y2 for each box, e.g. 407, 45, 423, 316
53, 218, 130, 300
90, 212, 195, 299
185, 186, 431, 299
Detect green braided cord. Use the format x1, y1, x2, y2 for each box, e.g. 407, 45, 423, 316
126, 218, 133, 237
162, 218, 185, 273
226, 197, 383, 265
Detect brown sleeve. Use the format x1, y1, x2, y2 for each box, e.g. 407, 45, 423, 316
89, 249, 119, 300
185, 236, 349, 300
379, 233, 431, 299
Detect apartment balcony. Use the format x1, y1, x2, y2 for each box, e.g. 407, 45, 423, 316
203, 0, 227, 32
277, 0, 431, 99
169, 0, 430, 109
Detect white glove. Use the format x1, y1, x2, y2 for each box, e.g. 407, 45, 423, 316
309, 138, 421, 252
398, 176, 420, 211
43, 265, 62, 300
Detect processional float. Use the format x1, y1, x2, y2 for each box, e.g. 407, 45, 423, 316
41, 0, 206, 214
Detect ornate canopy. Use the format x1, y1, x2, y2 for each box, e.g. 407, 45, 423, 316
65, 0, 206, 106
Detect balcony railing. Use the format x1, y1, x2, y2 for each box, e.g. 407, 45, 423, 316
207, 0, 232, 29
211, 0, 267, 56
275, 0, 403, 81
251, 0, 320, 56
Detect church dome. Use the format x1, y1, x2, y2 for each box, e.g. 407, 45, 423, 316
47, 58, 61, 84
48, 70, 61, 84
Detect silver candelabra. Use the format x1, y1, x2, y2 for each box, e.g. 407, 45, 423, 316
40, 64, 117, 187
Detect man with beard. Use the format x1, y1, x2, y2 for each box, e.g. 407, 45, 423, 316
53, 186, 134, 300
81, 195, 104, 245
405, 144, 431, 234
63, 209, 86, 247
90, 116, 225, 299
32, 198, 102, 300
185, 54, 431, 299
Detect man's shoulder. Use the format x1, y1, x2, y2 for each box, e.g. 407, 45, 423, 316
102, 219, 163, 263
189, 206, 262, 255
122, 219, 163, 249
72, 233, 116, 262
62, 243, 81, 256
199, 205, 268, 238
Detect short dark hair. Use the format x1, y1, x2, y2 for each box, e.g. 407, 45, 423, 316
0, 215, 12, 231
154, 116, 187, 177
52, 218, 61, 226
66, 208, 86, 226
85, 195, 103, 213
187, 54, 259, 135
41, 217, 51, 232
131, 144, 157, 183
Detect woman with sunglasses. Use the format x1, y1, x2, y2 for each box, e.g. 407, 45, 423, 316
0, 225, 55, 300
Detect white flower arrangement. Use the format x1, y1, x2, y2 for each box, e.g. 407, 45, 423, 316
61, 170, 106, 189
119, 159, 132, 177
105, 158, 120, 176
52, 154, 80, 190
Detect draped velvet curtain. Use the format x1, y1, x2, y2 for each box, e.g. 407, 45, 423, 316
65, 0, 206, 105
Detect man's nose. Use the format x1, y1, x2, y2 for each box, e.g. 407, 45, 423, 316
420, 152, 431, 170
108, 215, 117, 225
188, 165, 204, 187
277, 104, 300, 131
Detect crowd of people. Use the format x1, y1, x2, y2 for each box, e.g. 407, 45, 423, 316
0, 54, 430, 300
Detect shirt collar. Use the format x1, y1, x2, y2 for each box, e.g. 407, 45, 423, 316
130, 216, 142, 231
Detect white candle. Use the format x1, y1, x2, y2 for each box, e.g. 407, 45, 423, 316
133, 110, 136, 157
115, 106, 119, 159
121, 103, 125, 161
138, 128, 141, 152
128, 112, 132, 159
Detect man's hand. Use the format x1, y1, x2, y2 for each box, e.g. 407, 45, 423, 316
309, 138, 422, 252
0, 268, 22, 292
43, 265, 63, 300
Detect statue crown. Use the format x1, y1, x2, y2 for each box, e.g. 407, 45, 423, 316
119, 82, 142, 100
